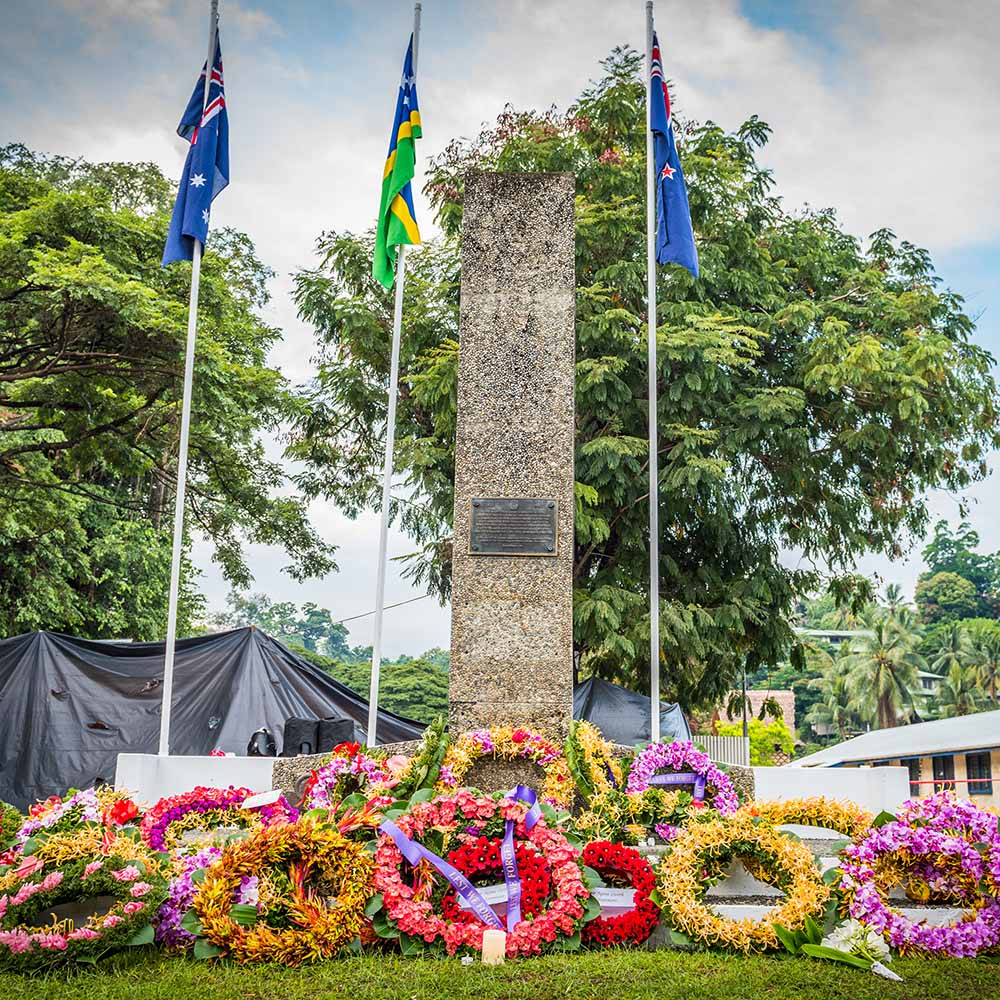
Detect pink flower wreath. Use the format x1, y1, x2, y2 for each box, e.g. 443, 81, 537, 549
371, 790, 591, 957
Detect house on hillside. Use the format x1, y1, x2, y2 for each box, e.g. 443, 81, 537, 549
791, 708, 1000, 808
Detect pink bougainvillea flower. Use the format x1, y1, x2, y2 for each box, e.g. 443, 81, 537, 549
129, 882, 152, 898
111, 866, 141, 883
82, 861, 104, 878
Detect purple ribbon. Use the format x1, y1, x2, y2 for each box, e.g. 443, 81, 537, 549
647, 771, 706, 801
501, 785, 541, 929
380, 819, 504, 930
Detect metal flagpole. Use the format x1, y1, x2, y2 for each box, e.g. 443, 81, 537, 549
367, 3, 422, 747
158, 0, 219, 757
645, 1, 661, 744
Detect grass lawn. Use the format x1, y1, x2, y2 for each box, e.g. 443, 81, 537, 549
2, 950, 997, 1000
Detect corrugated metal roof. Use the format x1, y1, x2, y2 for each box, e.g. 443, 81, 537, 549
792, 709, 1000, 767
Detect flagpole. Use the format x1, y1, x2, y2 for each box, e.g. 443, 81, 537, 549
158, 0, 219, 757
645, 1, 661, 745
367, 2, 422, 748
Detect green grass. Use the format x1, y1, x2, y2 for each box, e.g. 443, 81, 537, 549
1, 950, 997, 1000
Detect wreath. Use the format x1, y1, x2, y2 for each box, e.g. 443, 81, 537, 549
0, 846, 167, 970
741, 797, 873, 841
839, 819, 1000, 957
371, 789, 592, 957
193, 819, 373, 965
437, 727, 574, 808
140, 786, 297, 853
301, 743, 412, 811
896, 792, 1000, 899
15, 788, 102, 844
154, 846, 223, 951
656, 813, 830, 953
566, 722, 624, 803
580, 841, 658, 947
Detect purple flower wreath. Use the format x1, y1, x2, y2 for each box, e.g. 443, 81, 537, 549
897, 792, 1000, 895
839, 820, 1000, 957
140, 786, 297, 853
154, 846, 222, 950
626, 741, 739, 838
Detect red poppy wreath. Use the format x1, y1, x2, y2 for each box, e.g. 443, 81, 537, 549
580, 840, 659, 947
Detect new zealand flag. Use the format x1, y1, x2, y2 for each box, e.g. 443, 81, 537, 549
650, 32, 698, 278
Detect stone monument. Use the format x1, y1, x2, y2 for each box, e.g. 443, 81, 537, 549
448, 171, 577, 742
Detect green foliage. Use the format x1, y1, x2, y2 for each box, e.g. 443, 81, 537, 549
288, 49, 999, 711
921, 520, 1000, 611
211, 591, 352, 659
302, 650, 449, 724
0, 800, 23, 848
716, 718, 794, 765
0, 146, 333, 638
915, 571, 982, 624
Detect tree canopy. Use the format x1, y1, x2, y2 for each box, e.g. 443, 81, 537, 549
288, 48, 998, 711
0, 144, 333, 638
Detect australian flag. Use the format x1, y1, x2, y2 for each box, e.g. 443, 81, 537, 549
162, 37, 229, 266
650, 32, 698, 278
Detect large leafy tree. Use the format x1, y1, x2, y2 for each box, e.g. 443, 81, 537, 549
289, 49, 999, 711
0, 145, 334, 638
919, 519, 1000, 618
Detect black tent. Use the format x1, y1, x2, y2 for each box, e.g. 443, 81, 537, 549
574, 676, 690, 746
0, 628, 424, 810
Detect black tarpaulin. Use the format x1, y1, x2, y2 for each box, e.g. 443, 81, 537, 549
573, 676, 690, 746
0, 628, 424, 810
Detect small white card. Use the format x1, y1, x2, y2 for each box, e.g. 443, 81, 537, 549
457, 882, 509, 909
593, 887, 637, 914
242, 789, 283, 810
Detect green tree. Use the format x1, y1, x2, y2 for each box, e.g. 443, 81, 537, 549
214, 592, 352, 659
933, 661, 982, 718
921, 520, 1000, 612
311, 654, 449, 724
844, 615, 926, 729
289, 49, 999, 711
963, 618, 1000, 704
925, 621, 976, 676
804, 646, 860, 740
0, 145, 334, 638
915, 572, 980, 624
716, 717, 794, 766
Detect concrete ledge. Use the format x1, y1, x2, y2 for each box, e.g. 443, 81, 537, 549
752, 765, 909, 813
115, 753, 275, 805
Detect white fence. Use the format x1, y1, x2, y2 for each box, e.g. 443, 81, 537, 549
700, 734, 750, 767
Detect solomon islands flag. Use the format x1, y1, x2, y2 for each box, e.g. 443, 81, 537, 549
373, 35, 422, 289
650, 32, 698, 278
162, 36, 229, 266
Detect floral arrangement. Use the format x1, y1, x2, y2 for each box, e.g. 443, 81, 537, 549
192, 818, 373, 965
838, 819, 1000, 957
565, 721, 624, 803
302, 743, 410, 811
740, 797, 874, 841
0, 848, 167, 970
437, 727, 574, 808
580, 841, 658, 947
895, 792, 1000, 898
656, 812, 830, 953
371, 790, 592, 957
140, 786, 297, 853
15, 788, 102, 843
389, 715, 448, 798
0, 802, 23, 851
154, 847, 223, 950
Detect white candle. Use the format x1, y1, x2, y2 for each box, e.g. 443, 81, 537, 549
481, 929, 506, 965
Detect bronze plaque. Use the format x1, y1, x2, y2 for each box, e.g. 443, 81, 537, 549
469, 498, 557, 556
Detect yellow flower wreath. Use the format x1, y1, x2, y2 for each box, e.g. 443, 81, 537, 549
740, 797, 873, 841
657, 813, 830, 953
194, 819, 372, 965
437, 726, 574, 808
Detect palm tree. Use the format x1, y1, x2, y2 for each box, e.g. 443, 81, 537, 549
927, 622, 976, 677
805, 647, 857, 739
844, 614, 926, 729
883, 583, 908, 614
935, 661, 982, 718
970, 630, 1000, 705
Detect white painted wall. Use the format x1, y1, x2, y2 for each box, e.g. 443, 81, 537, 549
752, 764, 910, 814
115, 753, 275, 805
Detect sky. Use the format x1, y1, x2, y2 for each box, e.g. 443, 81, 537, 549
2, 0, 999, 654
